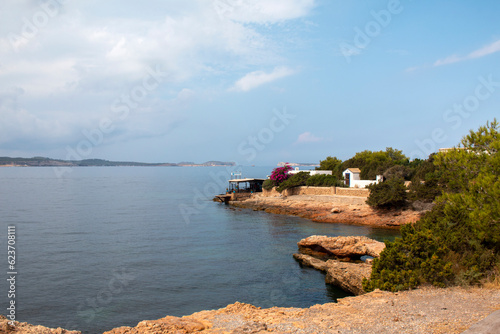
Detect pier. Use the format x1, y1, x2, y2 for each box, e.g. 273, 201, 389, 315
213, 177, 266, 204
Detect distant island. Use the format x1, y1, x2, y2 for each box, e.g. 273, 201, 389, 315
0, 157, 235, 167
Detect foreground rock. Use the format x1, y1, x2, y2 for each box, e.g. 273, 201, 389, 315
3, 287, 500, 333
294, 253, 371, 295
231, 195, 422, 228
103, 316, 208, 334
297, 235, 386, 259
294, 236, 385, 294
0, 315, 81, 334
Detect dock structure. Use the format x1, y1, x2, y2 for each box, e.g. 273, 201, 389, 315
228, 178, 266, 193
214, 194, 232, 204
214, 177, 267, 204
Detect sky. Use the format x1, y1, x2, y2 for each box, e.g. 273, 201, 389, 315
1, 0, 499, 165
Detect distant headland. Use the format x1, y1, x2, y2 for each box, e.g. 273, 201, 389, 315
0, 157, 235, 167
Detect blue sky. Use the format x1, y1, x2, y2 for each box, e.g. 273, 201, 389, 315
1, 0, 499, 165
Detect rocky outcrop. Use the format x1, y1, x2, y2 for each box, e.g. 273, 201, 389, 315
293, 253, 371, 295
324, 260, 372, 295
297, 235, 386, 260
103, 316, 208, 334
0, 315, 81, 334
294, 236, 385, 295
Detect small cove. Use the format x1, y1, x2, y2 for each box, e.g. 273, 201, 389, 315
0, 166, 400, 333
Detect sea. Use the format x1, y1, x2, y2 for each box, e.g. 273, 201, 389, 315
0, 166, 400, 333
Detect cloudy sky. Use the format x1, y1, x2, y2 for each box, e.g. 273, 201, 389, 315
1, 0, 499, 165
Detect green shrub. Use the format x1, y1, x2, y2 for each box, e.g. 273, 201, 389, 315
366, 177, 407, 209
262, 179, 274, 191
305, 174, 338, 187
276, 172, 310, 193
383, 165, 413, 180
363, 224, 453, 292
408, 174, 441, 203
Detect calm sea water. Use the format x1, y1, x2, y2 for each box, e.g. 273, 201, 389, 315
0, 166, 399, 333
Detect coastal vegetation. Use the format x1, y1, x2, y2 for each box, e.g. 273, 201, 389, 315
363, 120, 500, 292
317, 148, 412, 180
276, 171, 310, 193
267, 120, 498, 292
365, 177, 408, 209
263, 167, 344, 193
263, 164, 293, 191
306, 174, 340, 187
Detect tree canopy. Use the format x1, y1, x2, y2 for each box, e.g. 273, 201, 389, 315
364, 119, 500, 291
317, 148, 410, 180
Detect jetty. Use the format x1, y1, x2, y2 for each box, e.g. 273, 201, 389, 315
213, 177, 266, 204
214, 194, 232, 204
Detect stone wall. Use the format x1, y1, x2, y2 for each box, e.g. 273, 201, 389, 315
261, 186, 369, 198
335, 187, 370, 197
262, 187, 281, 197
284, 186, 336, 196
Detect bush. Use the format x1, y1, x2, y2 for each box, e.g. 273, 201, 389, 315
363, 224, 453, 292
305, 174, 338, 187
408, 174, 441, 203
408, 155, 442, 203
366, 177, 407, 209
262, 179, 274, 191
276, 172, 310, 193
269, 165, 292, 184
383, 165, 413, 180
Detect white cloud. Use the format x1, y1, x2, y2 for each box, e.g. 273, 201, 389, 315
0, 0, 314, 153
218, 0, 315, 23
468, 39, 500, 59
433, 39, 500, 67
294, 131, 322, 144
0, 88, 76, 148
231, 66, 295, 92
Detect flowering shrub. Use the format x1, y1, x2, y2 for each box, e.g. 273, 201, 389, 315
269, 164, 292, 185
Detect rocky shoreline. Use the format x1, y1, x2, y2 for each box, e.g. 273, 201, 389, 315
230, 194, 423, 228
3, 286, 499, 333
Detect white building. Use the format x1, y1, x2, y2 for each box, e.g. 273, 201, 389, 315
288, 167, 332, 176
342, 168, 383, 188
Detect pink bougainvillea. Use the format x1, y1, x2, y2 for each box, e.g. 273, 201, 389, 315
270, 164, 292, 184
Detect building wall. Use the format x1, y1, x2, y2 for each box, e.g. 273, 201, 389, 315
350, 180, 377, 188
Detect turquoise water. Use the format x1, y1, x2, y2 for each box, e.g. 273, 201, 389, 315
0, 166, 399, 333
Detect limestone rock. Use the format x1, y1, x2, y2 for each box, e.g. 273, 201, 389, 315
0, 316, 81, 334
331, 207, 342, 213
294, 253, 370, 295
103, 316, 207, 334
297, 235, 385, 259
324, 260, 372, 295
293, 253, 329, 271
